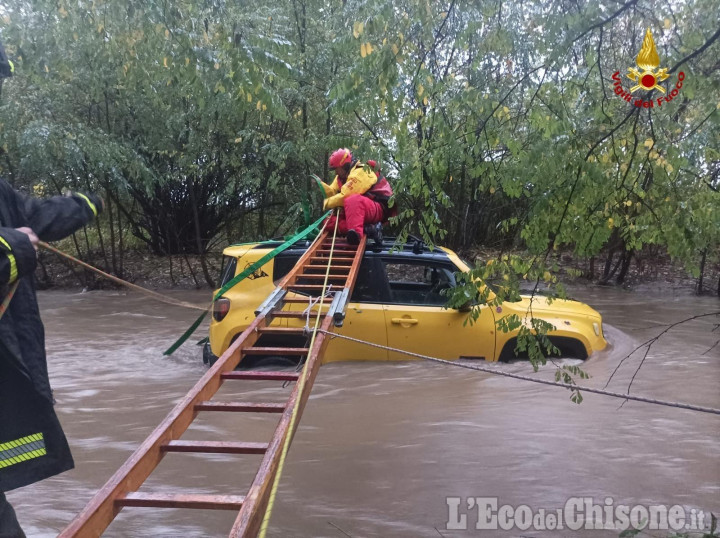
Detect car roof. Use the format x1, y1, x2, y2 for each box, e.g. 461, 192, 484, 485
224, 237, 455, 263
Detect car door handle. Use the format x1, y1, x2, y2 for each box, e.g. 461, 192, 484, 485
392, 318, 418, 325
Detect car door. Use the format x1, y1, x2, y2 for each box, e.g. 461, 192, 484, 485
381, 258, 496, 361
323, 256, 389, 362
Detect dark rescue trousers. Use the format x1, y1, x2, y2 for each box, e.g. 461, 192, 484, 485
0, 492, 25, 538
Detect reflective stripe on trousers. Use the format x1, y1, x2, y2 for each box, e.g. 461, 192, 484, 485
0, 434, 46, 469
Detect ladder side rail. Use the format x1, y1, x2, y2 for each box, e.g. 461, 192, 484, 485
233, 236, 367, 536
231, 315, 335, 537
344, 236, 367, 293
59, 314, 269, 538
331, 236, 367, 326
60, 228, 349, 537
254, 288, 287, 317
275, 230, 330, 289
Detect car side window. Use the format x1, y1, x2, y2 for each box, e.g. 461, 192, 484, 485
275, 253, 385, 302
382, 260, 456, 306
350, 257, 386, 303
273, 254, 301, 283
218, 255, 238, 287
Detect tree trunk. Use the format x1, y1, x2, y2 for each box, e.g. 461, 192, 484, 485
601, 249, 615, 283
117, 190, 124, 278
188, 177, 215, 287
168, 255, 176, 286
615, 249, 634, 284
696, 249, 706, 295
107, 193, 118, 276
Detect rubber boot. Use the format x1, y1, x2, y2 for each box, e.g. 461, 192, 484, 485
345, 229, 360, 245
364, 222, 383, 246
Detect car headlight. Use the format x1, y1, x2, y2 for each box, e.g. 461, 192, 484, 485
593, 322, 600, 336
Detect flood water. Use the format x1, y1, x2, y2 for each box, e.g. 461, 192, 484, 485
5, 286, 719, 537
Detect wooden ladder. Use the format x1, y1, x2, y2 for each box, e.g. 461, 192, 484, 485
60, 230, 366, 537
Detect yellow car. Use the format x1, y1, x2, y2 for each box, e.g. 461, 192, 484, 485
204, 238, 607, 366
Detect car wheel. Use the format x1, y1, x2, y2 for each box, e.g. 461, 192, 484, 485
498, 337, 587, 361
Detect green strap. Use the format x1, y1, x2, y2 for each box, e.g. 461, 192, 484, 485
163, 310, 210, 356
311, 174, 328, 199
163, 211, 331, 356
302, 189, 311, 228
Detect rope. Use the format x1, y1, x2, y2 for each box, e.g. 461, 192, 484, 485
39, 241, 207, 311
258, 212, 341, 538
316, 330, 720, 417
302, 287, 333, 333
0, 281, 19, 321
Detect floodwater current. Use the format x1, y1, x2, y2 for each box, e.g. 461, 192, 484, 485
5, 286, 719, 537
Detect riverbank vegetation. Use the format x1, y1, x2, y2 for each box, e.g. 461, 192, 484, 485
0, 0, 718, 295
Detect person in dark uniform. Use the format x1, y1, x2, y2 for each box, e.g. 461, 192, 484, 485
0, 39, 104, 537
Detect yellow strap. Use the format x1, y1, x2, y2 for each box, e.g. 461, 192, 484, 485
8, 60, 14, 73
75, 193, 97, 217
258, 213, 341, 537
0, 235, 18, 283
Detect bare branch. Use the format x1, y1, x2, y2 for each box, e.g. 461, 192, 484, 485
572, 0, 639, 44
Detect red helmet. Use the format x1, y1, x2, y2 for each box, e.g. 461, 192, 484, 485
329, 148, 352, 169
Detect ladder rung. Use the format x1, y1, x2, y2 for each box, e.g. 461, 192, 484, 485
310, 256, 352, 267
303, 264, 350, 275
307, 264, 352, 270
161, 441, 269, 454
315, 250, 354, 256
195, 402, 286, 413
243, 346, 309, 355
271, 311, 320, 318
299, 274, 348, 280
117, 492, 245, 510
320, 246, 356, 251
281, 297, 330, 304
289, 284, 330, 290
256, 326, 307, 334
222, 371, 300, 381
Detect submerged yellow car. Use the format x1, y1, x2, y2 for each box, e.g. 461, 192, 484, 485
204, 238, 607, 366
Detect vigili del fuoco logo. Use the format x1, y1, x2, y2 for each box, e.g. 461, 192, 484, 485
611, 28, 685, 109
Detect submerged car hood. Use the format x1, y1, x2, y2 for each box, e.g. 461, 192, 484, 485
511, 294, 602, 319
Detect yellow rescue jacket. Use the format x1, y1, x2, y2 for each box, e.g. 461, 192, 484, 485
321, 162, 378, 210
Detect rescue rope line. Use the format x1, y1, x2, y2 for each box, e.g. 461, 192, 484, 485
38, 241, 207, 311
258, 212, 342, 538
302, 287, 333, 332
317, 330, 720, 416
0, 281, 18, 321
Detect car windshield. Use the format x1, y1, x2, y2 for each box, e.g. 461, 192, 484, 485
446, 255, 504, 297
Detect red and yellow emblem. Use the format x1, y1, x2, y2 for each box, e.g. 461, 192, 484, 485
627, 29, 669, 93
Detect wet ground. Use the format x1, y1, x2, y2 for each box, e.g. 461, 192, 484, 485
5, 286, 719, 537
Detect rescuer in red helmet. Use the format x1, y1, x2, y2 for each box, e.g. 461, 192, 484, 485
318, 148, 394, 245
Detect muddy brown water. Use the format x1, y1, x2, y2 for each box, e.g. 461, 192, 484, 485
5, 286, 719, 537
